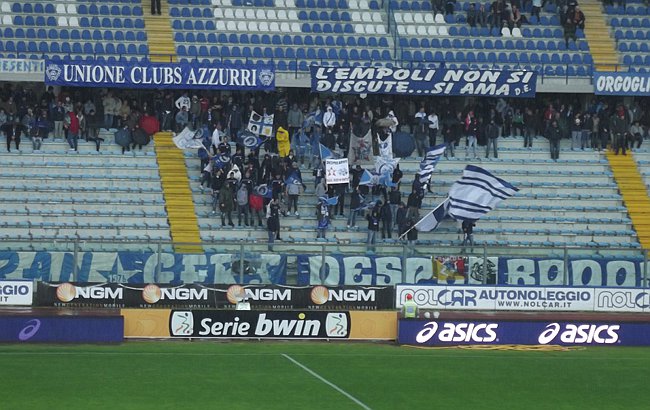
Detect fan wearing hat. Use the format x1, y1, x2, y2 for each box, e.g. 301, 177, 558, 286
402, 293, 419, 319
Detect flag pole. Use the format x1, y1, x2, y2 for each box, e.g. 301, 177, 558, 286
397, 207, 435, 240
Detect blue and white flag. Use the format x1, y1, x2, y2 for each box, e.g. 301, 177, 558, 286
247, 111, 274, 137
285, 171, 302, 186
319, 143, 338, 160
254, 184, 273, 199
415, 199, 449, 232
417, 144, 446, 185
319, 196, 339, 206
375, 156, 399, 176
358, 169, 374, 186
213, 153, 231, 169
378, 173, 397, 188
447, 165, 519, 221
237, 130, 266, 149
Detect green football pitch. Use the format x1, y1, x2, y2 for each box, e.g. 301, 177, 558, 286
1, 341, 649, 410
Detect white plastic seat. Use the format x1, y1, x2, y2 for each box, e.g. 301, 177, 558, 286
276, 0, 285, 6
237, 21, 247, 31
226, 21, 236, 31
425, 14, 434, 23
434, 13, 445, 23
235, 9, 245, 19
244, 9, 254, 19
349, 0, 359, 8
277, 10, 287, 19
56, 4, 66, 13
68, 16, 79, 27
285, 0, 295, 6
259, 21, 269, 31
351, 11, 362, 21
290, 22, 301, 32
372, 13, 382, 23
216, 20, 226, 30
501, 27, 511, 37
376, 25, 386, 34
406, 25, 416, 35
414, 14, 424, 23
397, 25, 406, 35
427, 25, 437, 35
288, 10, 298, 20
66, 4, 76, 13
211, 0, 221, 5
214, 8, 224, 18
0, 2, 9, 13
437, 25, 448, 35
359, 0, 369, 8
268, 9, 277, 19
416, 25, 427, 35
511, 27, 522, 37
57, 16, 68, 26
403, 13, 414, 23
355, 24, 366, 34
366, 24, 376, 34
269, 22, 280, 31
249, 21, 259, 31
224, 9, 234, 18
360, 12, 371, 22
256, 9, 265, 19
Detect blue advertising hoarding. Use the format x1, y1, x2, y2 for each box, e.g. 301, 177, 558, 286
311, 66, 537, 97
594, 71, 650, 96
0, 316, 123, 343
44, 60, 275, 90
398, 319, 650, 346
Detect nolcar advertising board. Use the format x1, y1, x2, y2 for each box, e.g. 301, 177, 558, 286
398, 320, 650, 346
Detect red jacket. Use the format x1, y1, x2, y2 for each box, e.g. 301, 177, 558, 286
67, 112, 79, 134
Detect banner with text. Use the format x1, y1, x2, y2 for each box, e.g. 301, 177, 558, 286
398, 319, 650, 346
396, 285, 650, 313
0, 280, 33, 306
169, 310, 351, 339
44, 60, 275, 90
311, 67, 537, 97
594, 71, 650, 96
325, 158, 350, 184
36, 282, 394, 310
0, 251, 287, 285
0, 58, 44, 75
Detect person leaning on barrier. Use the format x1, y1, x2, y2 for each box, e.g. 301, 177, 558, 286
402, 294, 418, 319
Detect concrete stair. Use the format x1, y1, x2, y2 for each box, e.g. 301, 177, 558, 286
581, 0, 620, 70
141, 0, 177, 63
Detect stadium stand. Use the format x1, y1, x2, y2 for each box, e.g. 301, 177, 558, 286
608, 0, 650, 71
0, 0, 149, 62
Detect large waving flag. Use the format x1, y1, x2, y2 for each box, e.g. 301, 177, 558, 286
417, 144, 446, 185
319, 196, 339, 206
447, 165, 519, 221
213, 153, 231, 169
247, 111, 274, 137
358, 169, 374, 186
415, 199, 449, 232
237, 130, 266, 149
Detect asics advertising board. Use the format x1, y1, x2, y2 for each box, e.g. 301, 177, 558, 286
398, 320, 650, 346
0, 316, 123, 343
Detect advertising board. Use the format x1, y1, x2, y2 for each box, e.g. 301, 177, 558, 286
0, 280, 33, 306
398, 319, 650, 346
169, 310, 351, 339
38, 283, 394, 310
0, 316, 123, 343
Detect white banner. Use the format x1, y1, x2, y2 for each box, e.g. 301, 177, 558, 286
172, 127, 205, 149
0, 280, 33, 306
593, 288, 650, 313
396, 285, 596, 312
325, 158, 350, 184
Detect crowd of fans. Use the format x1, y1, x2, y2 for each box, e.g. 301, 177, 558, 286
0, 84, 646, 249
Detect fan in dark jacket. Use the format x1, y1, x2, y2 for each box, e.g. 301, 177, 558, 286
380, 201, 393, 239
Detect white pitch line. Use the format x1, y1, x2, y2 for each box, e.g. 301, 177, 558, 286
282, 353, 372, 410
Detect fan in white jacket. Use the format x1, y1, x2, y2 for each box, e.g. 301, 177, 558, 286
387, 110, 398, 133
175, 93, 191, 111
323, 106, 336, 130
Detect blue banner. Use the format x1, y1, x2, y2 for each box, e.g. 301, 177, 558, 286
0, 251, 287, 285
0, 316, 123, 343
594, 71, 650, 96
398, 319, 650, 346
44, 60, 275, 90
297, 255, 646, 287
311, 67, 537, 97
